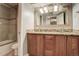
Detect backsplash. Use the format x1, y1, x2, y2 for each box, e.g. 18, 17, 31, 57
34, 25, 72, 31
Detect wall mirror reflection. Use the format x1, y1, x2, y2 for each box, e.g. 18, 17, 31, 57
34, 3, 72, 26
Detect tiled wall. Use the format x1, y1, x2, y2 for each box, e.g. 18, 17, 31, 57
0, 4, 17, 42
8, 8, 17, 41
0, 19, 9, 41
0, 5, 10, 41
8, 20, 17, 41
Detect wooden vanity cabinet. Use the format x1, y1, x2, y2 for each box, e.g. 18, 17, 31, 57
27, 33, 79, 56
55, 35, 66, 56
44, 35, 56, 56
67, 36, 79, 56
27, 34, 37, 56
44, 35, 66, 56
27, 33, 44, 56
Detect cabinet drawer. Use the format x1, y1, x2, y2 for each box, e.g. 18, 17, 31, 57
44, 35, 56, 53
44, 35, 55, 45
45, 40, 53, 50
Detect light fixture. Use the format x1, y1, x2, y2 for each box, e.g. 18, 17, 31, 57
54, 5, 58, 12
59, 5, 63, 11
44, 7, 48, 13
39, 8, 44, 14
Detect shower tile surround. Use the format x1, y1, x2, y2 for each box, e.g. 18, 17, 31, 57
0, 4, 17, 42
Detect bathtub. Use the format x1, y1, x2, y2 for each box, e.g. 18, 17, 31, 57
0, 40, 16, 56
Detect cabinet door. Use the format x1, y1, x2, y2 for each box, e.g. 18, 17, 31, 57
55, 35, 66, 56
27, 34, 44, 56
27, 34, 37, 56
44, 35, 56, 56
67, 36, 79, 56
37, 35, 44, 56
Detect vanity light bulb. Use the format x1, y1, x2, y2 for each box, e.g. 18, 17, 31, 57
54, 5, 58, 12
44, 7, 48, 13
40, 8, 44, 14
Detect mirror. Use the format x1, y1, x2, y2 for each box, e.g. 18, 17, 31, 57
34, 3, 72, 26
39, 11, 66, 25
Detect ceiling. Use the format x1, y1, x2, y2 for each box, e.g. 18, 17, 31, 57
30, 3, 72, 8
30, 3, 50, 8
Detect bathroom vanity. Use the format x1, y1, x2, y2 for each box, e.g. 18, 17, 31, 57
27, 3, 79, 56
27, 30, 79, 56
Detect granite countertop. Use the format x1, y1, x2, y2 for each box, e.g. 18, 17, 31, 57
27, 29, 79, 35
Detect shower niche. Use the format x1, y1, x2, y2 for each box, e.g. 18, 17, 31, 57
0, 3, 18, 46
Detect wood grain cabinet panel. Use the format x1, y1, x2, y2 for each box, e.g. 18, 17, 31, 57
45, 50, 54, 56
36, 35, 44, 56
67, 36, 79, 56
44, 35, 56, 56
27, 34, 37, 56
55, 35, 66, 56
27, 34, 44, 56
27, 33, 79, 56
